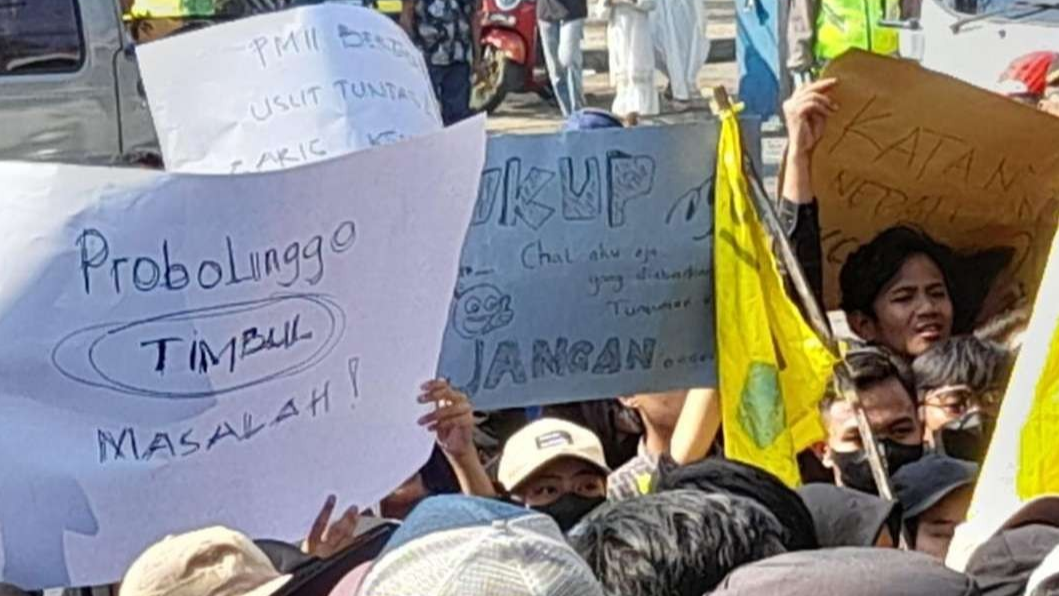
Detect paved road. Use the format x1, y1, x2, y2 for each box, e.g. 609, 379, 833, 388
483, 0, 788, 193
486, 0, 738, 135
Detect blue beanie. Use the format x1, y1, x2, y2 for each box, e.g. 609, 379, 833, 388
563, 108, 625, 131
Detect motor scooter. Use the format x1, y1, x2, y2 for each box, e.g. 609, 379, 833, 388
471, 0, 553, 113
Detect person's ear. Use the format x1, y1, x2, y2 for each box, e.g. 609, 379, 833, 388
923, 425, 936, 447
918, 403, 931, 438
847, 311, 879, 341
812, 441, 832, 468
618, 395, 638, 409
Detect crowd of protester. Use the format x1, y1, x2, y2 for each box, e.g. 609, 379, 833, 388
11, 0, 1059, 589
3, 66, 1057, 596
16, 345, 1051, 596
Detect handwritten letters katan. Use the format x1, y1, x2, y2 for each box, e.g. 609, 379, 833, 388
814, 51, 1059, 311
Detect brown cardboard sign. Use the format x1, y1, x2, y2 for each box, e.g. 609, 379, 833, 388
813, 51, 1059, 321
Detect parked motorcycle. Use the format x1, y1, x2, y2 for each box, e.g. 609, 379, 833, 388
471, 0, 552, 113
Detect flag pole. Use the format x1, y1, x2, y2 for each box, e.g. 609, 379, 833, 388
710, 87, 835, 350
712, 87, 911, 549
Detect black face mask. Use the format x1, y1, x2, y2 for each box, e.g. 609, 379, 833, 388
534, 494, 605, 533
935, 411, 995, 462
832, 440, 924, 494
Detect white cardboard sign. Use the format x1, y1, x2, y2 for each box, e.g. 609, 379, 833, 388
0, 119, 484, 589
138, 4, 443, 174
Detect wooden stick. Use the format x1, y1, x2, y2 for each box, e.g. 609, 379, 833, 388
713, 86, 911, 549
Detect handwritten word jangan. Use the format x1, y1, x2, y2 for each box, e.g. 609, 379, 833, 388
456, 336, 659, 394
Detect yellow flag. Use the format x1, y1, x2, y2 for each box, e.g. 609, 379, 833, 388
948, 227, 1059, 571
129, 0, 215, 18
971, 226, 1059, 507
713, 108, 838, 487
1018, 324, 1059, 496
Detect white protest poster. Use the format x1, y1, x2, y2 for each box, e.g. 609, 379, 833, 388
138, 4, 442, 174
0, 118, 485, 589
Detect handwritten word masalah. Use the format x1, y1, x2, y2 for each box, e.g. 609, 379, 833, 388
0, 119, 483, 589
96, 380, 337, 464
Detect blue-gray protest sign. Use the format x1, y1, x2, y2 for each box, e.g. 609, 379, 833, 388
438, 119, 760, 408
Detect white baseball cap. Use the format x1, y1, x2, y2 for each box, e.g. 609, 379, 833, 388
122, 526, 291, 596
498, 418, 610, 492
357, 495, 605, 596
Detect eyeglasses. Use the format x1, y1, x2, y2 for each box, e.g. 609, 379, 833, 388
920, 386, 1003, 414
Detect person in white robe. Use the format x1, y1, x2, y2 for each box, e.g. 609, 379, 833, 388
604, 0, 660, 118
650, 0, 709, 103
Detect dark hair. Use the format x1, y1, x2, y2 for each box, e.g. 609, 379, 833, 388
0, 585, 30, 596
653, 457, 819, 551
120, 150, 164, 169
821, 346, 916, 413
975, 302, 1031, 350
543, 399, 643, 468
839, 226, 957, 320
419, 444, 461, 495
912, 335, 1012, 396
568, 490, 787, 596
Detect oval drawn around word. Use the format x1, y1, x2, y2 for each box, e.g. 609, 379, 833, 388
52, 294, 346, 399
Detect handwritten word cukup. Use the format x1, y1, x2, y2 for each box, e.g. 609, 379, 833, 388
436, 122, 724, 408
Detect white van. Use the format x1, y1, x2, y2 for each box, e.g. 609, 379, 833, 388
0, 0, 159, 164
915, 0, 1059, 92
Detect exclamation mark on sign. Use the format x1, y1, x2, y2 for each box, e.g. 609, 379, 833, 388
348, 357, 361, 410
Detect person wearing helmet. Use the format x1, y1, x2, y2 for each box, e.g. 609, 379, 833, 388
997, 51, 1059, 106
1040, 56, 1059, 117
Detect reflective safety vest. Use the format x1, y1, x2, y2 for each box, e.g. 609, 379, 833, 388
813, 0, 899, 63
129, 0, 215, 17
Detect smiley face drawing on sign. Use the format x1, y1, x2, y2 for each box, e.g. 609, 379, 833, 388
452, 284, 515, 339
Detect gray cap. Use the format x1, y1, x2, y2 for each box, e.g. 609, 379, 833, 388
797, 483, 900, 547
893, 454, 979, 519
713, 547, 980, 596
358, 495, 605, 596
